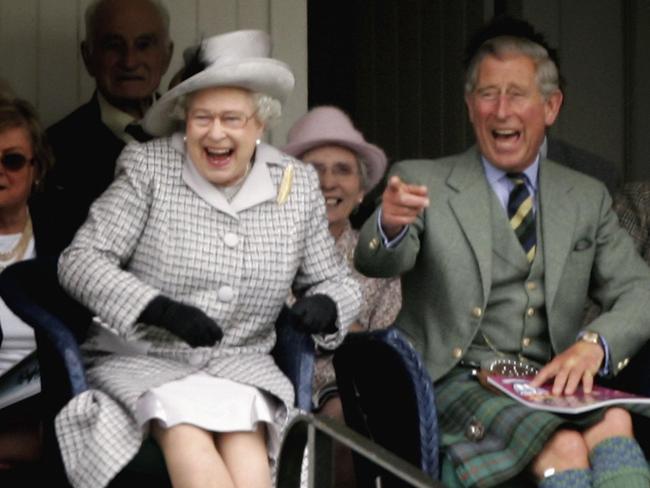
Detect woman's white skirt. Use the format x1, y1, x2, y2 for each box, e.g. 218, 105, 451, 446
135, 372, 282, 456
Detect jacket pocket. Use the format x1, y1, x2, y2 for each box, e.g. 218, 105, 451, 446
573, 238, 593, 251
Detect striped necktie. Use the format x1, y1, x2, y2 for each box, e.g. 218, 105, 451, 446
506, 173, 536, 262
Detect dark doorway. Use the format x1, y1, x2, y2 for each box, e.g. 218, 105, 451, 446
307, 0, 486, 224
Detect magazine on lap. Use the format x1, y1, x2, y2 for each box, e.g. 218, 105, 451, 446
486, 375, 650, 414
0, 351, 40, 410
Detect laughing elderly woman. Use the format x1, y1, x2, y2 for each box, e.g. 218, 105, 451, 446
283, 107, 401, 412
55, 30, 360, 488
283, 107, 401, 487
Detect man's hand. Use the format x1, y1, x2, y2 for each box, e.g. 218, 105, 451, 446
530, 341, 604, 395
380, 176, 429, 239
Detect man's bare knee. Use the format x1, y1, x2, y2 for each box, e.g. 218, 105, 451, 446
532, 429, 589, 479
545, 430, 590, 460
584, 408, 634, 450
602, 408, 633, 433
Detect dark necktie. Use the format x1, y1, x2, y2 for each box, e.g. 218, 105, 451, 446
506, 173, 536, 262
125, 123, 153, 143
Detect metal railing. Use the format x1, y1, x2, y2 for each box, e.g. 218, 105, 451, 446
276, 414, 444, 488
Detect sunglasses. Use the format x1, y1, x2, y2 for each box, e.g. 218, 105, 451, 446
1, 152, 33, 171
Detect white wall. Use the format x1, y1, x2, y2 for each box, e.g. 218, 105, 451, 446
0, 0, 307, 144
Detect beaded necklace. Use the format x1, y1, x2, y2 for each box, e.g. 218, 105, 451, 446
0, 213, 33, 267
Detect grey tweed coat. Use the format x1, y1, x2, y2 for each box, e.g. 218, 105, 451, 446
56, 134, 361, 488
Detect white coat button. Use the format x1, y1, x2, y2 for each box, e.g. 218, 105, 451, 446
526, 307, 535, 317
471, 307, 483, 318
223, 233, 239, 247
218, 286, 235, 302
452, 347, 463, 359
522, 337, 532, 347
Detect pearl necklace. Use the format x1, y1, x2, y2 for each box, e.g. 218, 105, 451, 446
0, 213, 33, 264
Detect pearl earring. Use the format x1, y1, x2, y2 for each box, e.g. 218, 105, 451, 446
256, 139, 261, 146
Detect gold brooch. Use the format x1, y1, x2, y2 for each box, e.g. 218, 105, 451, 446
277, 164, 294, 204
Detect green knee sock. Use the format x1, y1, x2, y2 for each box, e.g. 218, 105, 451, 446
590, 436, 650, 488
539, 468, 591, 488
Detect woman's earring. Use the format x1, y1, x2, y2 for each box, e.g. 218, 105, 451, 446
183, 135, 187, 143
256, 139, 261, 146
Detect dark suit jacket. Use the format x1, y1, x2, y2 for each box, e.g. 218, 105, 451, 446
547, 136, 622, 195
42, 93, 125, 250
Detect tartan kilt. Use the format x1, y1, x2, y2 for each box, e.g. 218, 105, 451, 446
435, 368, 650, 488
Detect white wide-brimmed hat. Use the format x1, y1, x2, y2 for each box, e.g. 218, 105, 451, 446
143, 30, 295, 136
282, 106, 387, 191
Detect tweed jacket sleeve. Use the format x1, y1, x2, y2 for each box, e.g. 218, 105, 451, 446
355, 159, 430, 278
58, 142, 164, 336
552, 174, 650, 375
613, 181, 650, 263
289, 163, 362, 349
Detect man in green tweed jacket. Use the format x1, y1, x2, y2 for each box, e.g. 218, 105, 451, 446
355, 21, 650, 488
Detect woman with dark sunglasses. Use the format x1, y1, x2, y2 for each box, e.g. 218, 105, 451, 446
0, 91, 54, 471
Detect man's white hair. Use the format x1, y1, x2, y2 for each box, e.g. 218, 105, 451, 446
84, 0, 171, 49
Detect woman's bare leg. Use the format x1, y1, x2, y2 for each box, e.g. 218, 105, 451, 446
215, 425, 272, 488
151, 421, 234, 488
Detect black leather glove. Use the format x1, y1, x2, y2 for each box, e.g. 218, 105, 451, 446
139, 295, 223, 347
290, 294, 338, 334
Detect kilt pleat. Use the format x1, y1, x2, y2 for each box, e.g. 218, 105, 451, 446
436, 370, 606, 487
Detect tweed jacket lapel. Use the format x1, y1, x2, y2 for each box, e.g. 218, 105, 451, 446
447, 149, 493, 301
538, 159, 578, 311
181, 138, 278, 219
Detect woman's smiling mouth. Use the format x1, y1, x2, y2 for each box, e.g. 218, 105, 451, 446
204, 147, 234, 167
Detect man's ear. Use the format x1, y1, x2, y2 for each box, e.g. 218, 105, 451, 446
464, 93, 476, 124
80, 41, 95, 77
544, 89, 564, 127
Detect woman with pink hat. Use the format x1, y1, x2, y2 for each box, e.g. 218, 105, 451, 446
55, 32, 361, 488
284, 106, 401, 485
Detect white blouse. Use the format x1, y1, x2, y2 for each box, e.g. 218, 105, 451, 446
0, 233, 36, 376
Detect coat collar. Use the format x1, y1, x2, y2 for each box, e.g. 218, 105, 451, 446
179, 135, 282, 219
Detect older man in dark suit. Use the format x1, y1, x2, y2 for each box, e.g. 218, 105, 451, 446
43, 0, 173, 247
